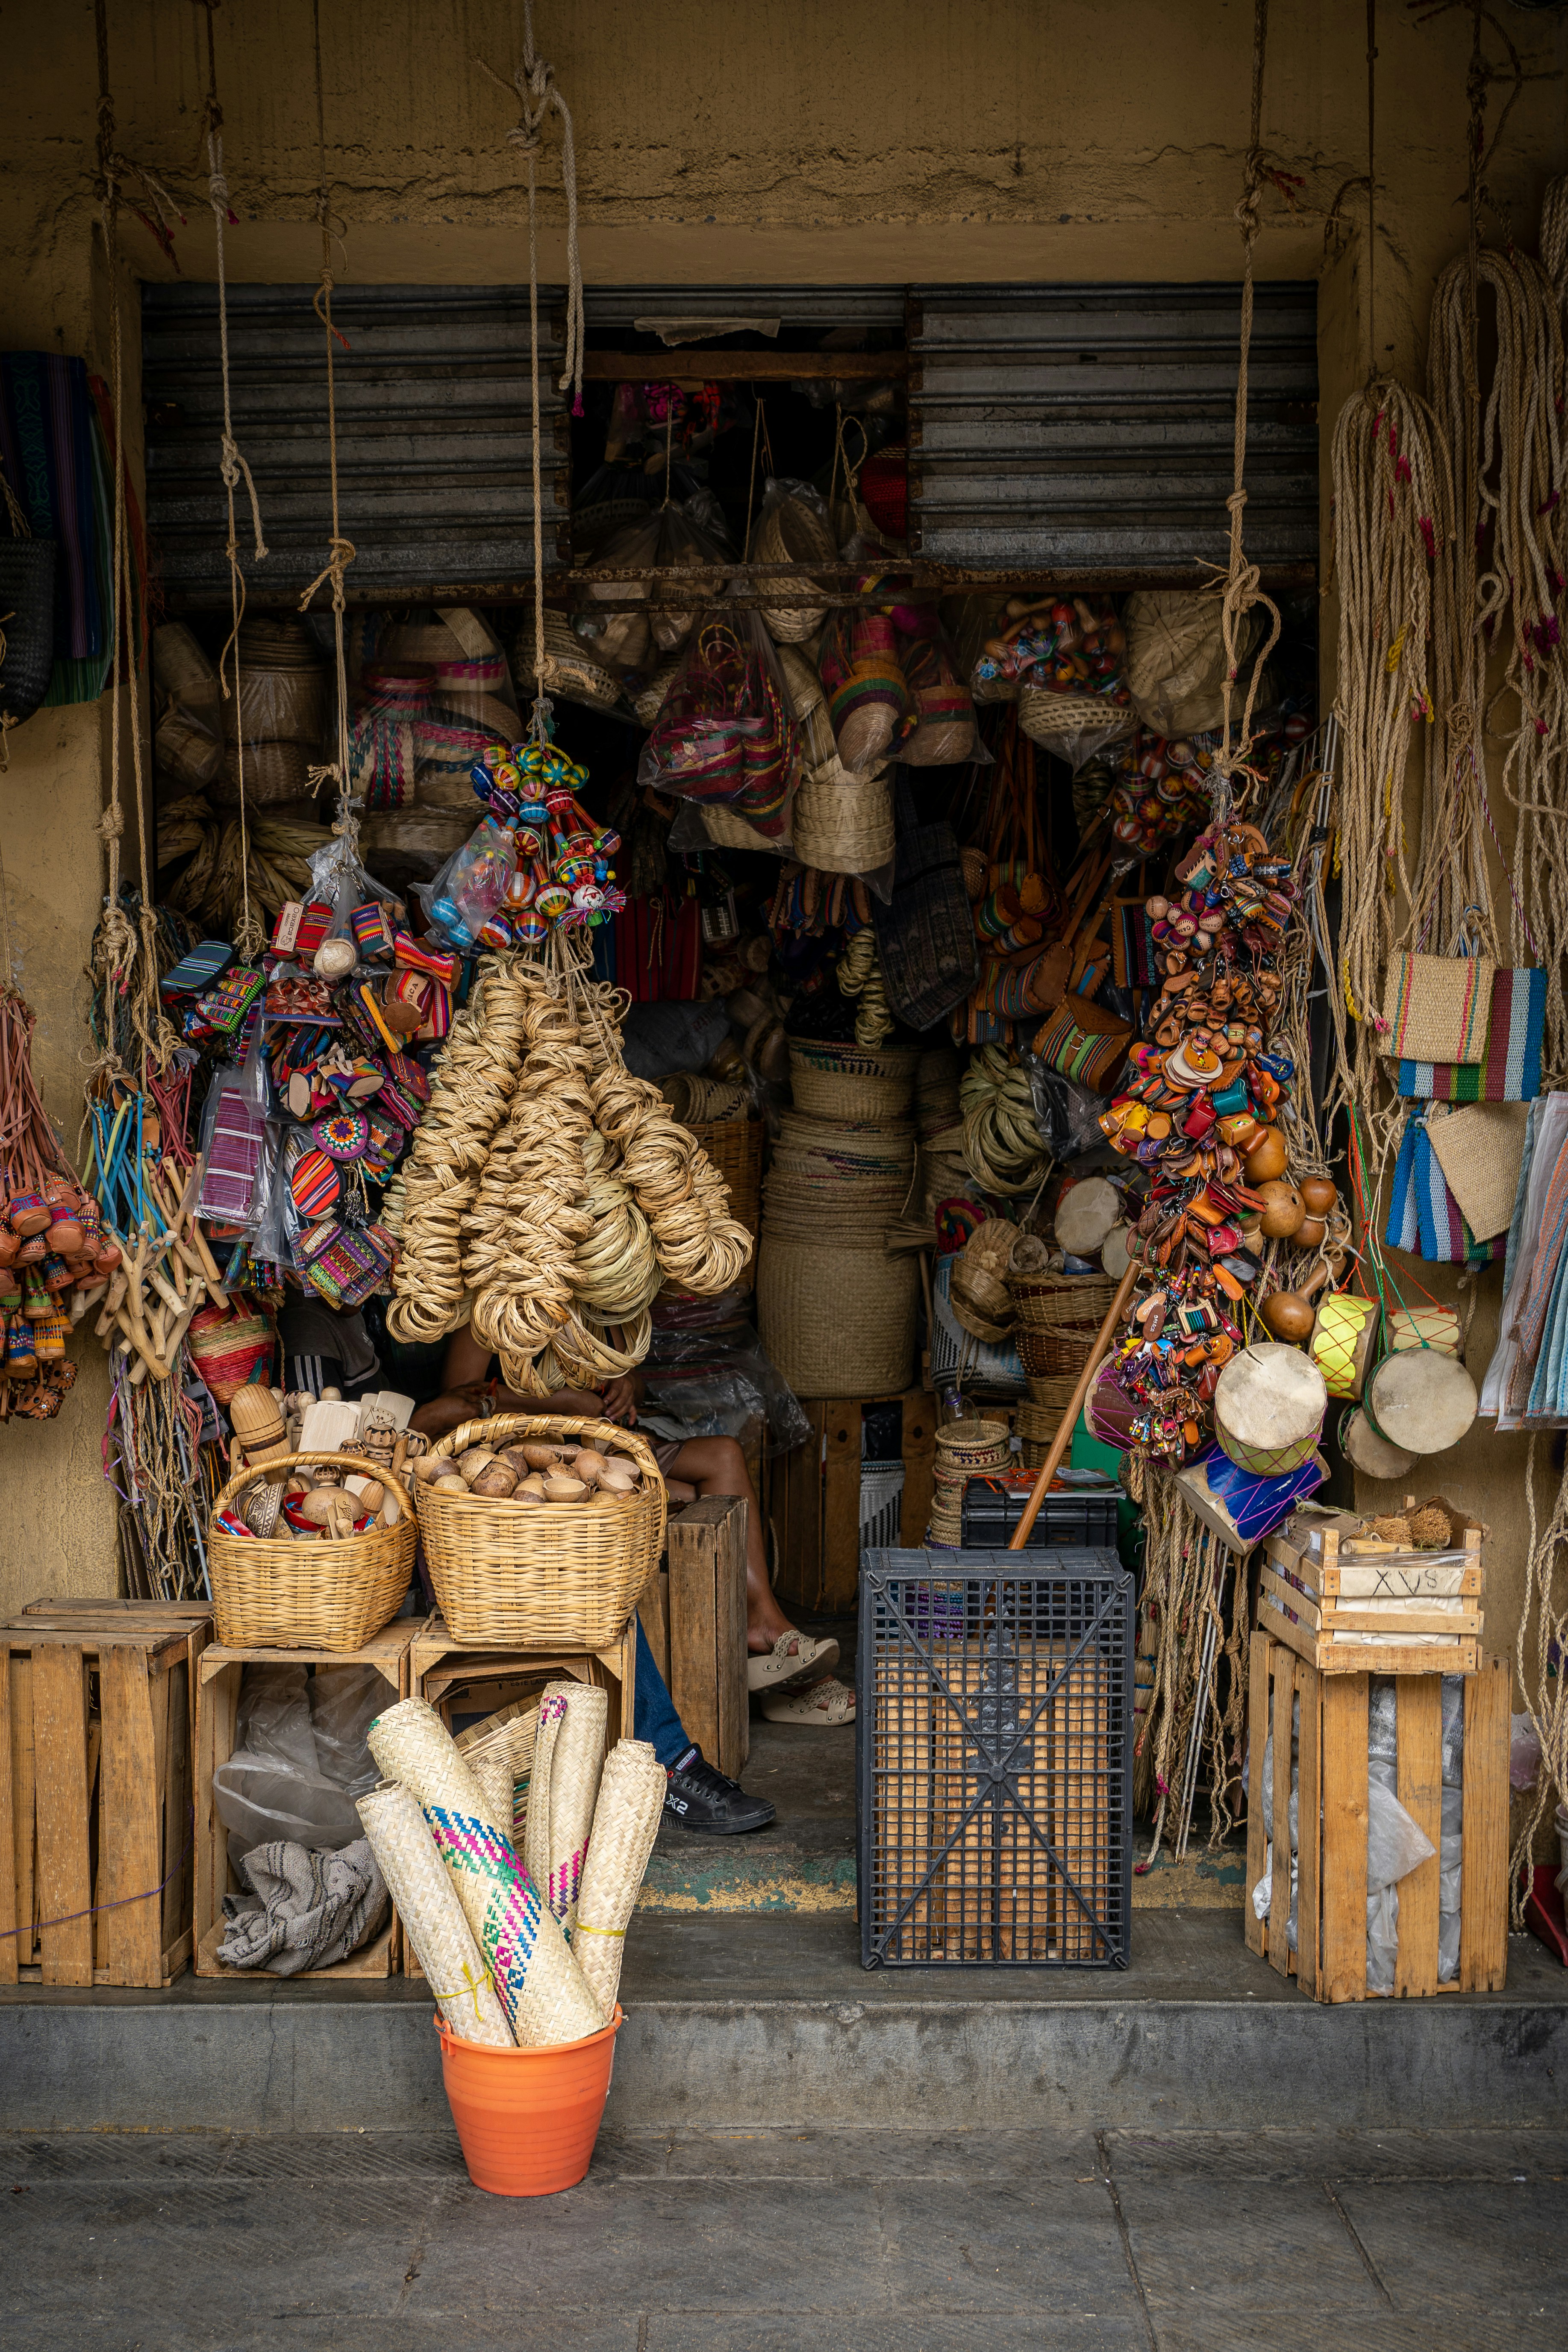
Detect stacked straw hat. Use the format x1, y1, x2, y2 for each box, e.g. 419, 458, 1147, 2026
756, 1040, 920, 1399
215, 619, 329, 809
928, 1418, 1010, 1545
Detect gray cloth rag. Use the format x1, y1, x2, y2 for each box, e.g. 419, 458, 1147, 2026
219, 1837, 389, 1976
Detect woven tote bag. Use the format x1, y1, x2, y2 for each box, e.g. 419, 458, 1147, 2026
872, 781, 979, 1029
1397, 963, 1544, 1102
1382, 951, 1494, 1067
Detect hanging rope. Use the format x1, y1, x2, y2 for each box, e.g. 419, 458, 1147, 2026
1511, 1435, 1568, 1923
91, 0, 178, 1084
1204, 0, 1290, 819
197, 0, 268, 961
477, 3, 585, 739
298, 0, 356, 837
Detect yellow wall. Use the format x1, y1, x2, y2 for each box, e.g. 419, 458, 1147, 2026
4, 1, 1565, 1633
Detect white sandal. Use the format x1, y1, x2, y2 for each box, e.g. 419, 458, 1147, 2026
746, 1630, 839, 1694
760, 1676, 856, 1727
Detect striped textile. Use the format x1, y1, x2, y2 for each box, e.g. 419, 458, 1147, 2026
1398, 964, 1545, 1102
1383, 950, 1493, 1064
0, 353, 134, 705
1385, 1110, 1506, 1267
196, 1079, 266, 1223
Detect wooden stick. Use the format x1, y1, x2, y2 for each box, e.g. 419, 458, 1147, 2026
1007, 1259, 1139, 1549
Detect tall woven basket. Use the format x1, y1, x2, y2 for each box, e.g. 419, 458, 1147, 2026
416, 1414, 666, 1647
206, 1451, 417, 1652
686, 1114, 763, 1238
787, 1038, 918, 1123
757, 1234, 918, 1398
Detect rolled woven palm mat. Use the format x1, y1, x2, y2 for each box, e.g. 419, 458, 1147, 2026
368, 1698, 603, 2048
524, 1682, 609, 1935
468, 1749, 517, 1835
571, 1739, 666, 2015
458, 1706, 538, 1845
356, 1783, 514, 2049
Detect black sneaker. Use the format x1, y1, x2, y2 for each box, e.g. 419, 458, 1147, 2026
663, 1746, 777, 1836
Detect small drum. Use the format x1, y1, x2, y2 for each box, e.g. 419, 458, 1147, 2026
1339, 1405, 1420, 1482
1310, 1290, 1378, 1400
1100, 1223, 1132, 1281
1176, 1449, 1327, 1553
1366, 1347, 1478, 1458
1054, 1176, 1121, 1260
1214, 1342, 1328, 1477
1388, 1305, 1460, 1357
1086, 1364, 1139, 1452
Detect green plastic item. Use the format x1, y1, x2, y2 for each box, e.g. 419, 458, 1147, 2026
1069, 1411, 1121, 1477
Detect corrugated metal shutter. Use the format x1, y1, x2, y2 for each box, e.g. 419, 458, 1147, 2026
141, 284, 569, 607
582, 285, 907, 333
907, 283, 1318, 577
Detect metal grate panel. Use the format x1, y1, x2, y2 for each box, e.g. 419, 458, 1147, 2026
141, 283, 569, 606
858, 1549, 1133, 1969
907, 281, 1318, 576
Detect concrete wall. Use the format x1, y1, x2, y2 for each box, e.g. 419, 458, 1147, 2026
5, 1, 1566, 1635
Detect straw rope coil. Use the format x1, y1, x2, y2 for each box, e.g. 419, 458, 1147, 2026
356, 1782, 515, 2048
960, 1047, 1052, 1196
836, 925, 894, 1046
572, 1739, 665, 2014
388, 960, 530, 1345
523, 1681, 607, 1935
367, 1696, 603, 2048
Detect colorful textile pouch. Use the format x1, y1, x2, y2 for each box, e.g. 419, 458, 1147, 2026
1397, 964, 1544, 1101
1385, 1108, 1506, 1267
1112, 897, 1156, 991
1031, 994, 1132, 1094
1382, 950, 1494, 1067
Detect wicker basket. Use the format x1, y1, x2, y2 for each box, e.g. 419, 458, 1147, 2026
416, 1414, 666, 1647
793, 766, 895, 874
212, 738, 316, 809
787, 1038, 918, 1123
206, 1450, 417, 1652
686, 1114, 763, 1238
934, 1420, 1011, 1477
752, 495, 837, 642
756, 1232, 918, 1399
1010, 1272, 1119, 1332
1024, 1373, 1080, 1411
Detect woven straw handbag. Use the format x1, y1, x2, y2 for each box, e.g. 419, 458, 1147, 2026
1381, 951, 1494, 1067
207, 1449, 417, 1652
417, 1413, 666, 1648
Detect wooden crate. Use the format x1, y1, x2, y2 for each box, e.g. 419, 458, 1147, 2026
0, 1608, 209, 1987
667, 1496, 748, 1780
194, 1620, 417, 1981
1244, 1631, 1509, 2002
771, 1388, 936, 1616
1257, 1504, 1483, 1676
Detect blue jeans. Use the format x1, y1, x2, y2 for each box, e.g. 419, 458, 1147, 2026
634, 1619, 691, 1769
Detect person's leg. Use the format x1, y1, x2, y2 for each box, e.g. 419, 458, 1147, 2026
633, 1618, 776, 1835
665, 1435, 797, 1653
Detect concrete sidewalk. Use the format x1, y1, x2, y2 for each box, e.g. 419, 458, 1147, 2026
3, 2124, 1563, 2350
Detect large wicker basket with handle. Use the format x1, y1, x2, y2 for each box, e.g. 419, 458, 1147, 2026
207, 1450, 417, 1652
415, 1413, 667, 1648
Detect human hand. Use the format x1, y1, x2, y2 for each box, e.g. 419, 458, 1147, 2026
409, 1383, 488, 1440
598, 1374, 639, 1425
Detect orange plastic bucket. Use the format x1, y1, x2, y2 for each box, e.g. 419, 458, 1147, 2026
436, 2005, 623, 2197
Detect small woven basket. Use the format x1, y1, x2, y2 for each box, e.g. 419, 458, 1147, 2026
787, 1038, 918, 1123
206, 1449, 416, 1652
417, 1414, 666, 1648
792, 766, 895, 874
933, 1420, 1011, 1479
212, 738, 315, 809
1010, 1272, 1119, 1332
752, 496, 837, 641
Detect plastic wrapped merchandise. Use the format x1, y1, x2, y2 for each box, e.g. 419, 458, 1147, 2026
750, 477, 837, 645
212, 1662, 385, 1877
638, 609, 800, 841
1123, 588, 1268, 738
819, 592, 914, 773
891, 601, 984, 767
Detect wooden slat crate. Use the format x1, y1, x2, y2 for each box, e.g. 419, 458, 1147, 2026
1244, 1630, 1509, 2002
194, 1620, 417, 1981
0, 1608, 209, 1987
771, 1388, 936, 1616
667, 1496, 748, 1780
1257, 1501, 1483, 1676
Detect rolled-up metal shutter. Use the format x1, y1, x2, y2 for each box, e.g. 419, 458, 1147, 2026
141, 284, 569, 607
907, 282, 1318, 577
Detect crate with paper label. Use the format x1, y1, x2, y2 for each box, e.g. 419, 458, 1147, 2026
1244, 1630, 1509, 2002
1257, 1497, 1483, 1675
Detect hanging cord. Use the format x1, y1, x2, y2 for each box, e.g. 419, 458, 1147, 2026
476, 3, 584, 410
1204, 0, 1292, 820
299, 0, 357, 838
1510, 1433, 1568, 1925
197, 0, 268, 962
92, 0, 177, 1084
0, 454, 29, 776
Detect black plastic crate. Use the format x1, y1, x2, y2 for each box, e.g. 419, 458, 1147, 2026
959, 1475, 1119, 1551
857, 1548, 1133, 1970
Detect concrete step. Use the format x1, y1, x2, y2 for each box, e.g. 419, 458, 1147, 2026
5, 1910, 1564, 2136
